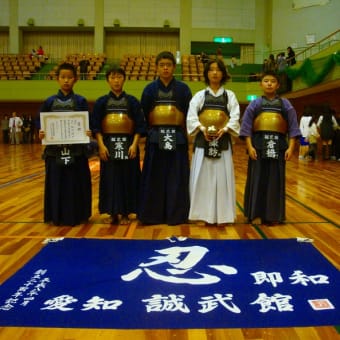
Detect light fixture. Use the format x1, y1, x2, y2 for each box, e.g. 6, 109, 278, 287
77, 19, 85, 26
27, 18, 35, 26
113, 19, 120, 27
163, 20, 170, 28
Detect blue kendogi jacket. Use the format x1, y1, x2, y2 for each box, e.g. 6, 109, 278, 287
240, 96, 301, 150
91, 91, 146, 137
37, 90, 90, 157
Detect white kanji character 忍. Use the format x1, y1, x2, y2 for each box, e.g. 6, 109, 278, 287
121, 245, 237, 285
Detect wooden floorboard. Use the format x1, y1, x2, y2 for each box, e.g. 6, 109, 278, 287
0, 141, 339, 340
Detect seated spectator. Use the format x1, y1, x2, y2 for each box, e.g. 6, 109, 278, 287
230, 55, 238, 68
36, 46, 48, 61
29, 49, 37, 59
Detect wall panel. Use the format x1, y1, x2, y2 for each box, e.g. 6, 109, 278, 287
105, 32, 179, 60
23, 31, 94, 60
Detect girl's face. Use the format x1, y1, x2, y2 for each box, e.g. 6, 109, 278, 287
107, 73, 125, 94
207, 62, 223, 86
57, 69, 77, 94
260, 75, 280, 97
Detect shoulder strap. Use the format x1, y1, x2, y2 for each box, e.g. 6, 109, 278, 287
223, 90, 229, 115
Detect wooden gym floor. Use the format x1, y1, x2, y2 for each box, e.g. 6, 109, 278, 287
0, 140, 339, 340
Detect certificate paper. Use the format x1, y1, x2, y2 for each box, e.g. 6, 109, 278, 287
40, 111, 90, 145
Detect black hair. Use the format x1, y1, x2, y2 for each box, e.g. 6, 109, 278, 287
260, 71, 280, 83
105, 65, 126, 80
155, 51, 176, 65
56, 63, 77, 77
308, 114, 318, 127
203, 59, 230, 85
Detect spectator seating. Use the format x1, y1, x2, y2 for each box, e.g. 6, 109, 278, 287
0, 54, 44, 80
181, 54, 204, 81
47, 53, 106, 80
119, 54, 205, 81
119, 54, 157, 80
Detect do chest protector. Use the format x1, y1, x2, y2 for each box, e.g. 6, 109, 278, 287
253, 97, 288, 134
195, 91, 231, 151
101, 96, 134, 134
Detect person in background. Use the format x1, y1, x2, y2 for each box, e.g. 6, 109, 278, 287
79, 55, 90, 80
240, 71, 301, 225
276, 52, 287, 72
332, 110, 340, 161
36, 46, 45, 58
29, 48, 37, 59
305, 114, 319, 160
230, 55, 238, 68
37, 63, 92, 226
298, 110, 312, 160
9, 111, 23, 145
216, 47, 223, 61
286, 46, 296, 91
187, 59, 240, 225
267, 54, 277, 72
200, 51, 209, 65
22, 114, 33, 144
286, 46, 296, 66
276, 52, 288, 92
317, 108, 338, 160
1, 114, 10, 144
91, 66, 146, 225
139, 51, 192, 225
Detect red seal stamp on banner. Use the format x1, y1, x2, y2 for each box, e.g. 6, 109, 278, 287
308, 299, 335, 310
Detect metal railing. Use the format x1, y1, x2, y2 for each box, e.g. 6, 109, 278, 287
286, 29, 340, 64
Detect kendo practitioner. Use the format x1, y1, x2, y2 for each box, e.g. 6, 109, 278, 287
187, 59, 240, 225
139, 51, 192, 225
92, 66, 146, 224
38, 63, 92, 226
240, 71, 301, 225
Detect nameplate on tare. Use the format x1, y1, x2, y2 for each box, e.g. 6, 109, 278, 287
40, 111, 90, 145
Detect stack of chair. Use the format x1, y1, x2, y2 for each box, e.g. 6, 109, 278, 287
120, 54, 157, 80
0, 54, 43, 80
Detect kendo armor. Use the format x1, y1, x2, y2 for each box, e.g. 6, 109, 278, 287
195, 90, 230, 149
253, 97, 288, 134
148, 89, 185, 127
101, 96, 134, 134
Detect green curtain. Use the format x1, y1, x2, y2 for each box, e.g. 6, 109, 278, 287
285, 51, 340, 87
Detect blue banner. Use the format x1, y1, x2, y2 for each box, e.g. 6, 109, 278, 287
0, 238, 339, 329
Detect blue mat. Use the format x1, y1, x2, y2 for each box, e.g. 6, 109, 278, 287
0, 238, 339, 329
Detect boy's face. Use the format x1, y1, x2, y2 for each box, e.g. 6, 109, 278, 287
156, 58, 175, 82
260, 75, 280, 96
107, 73, 125, 93
57, 69, 77, 94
